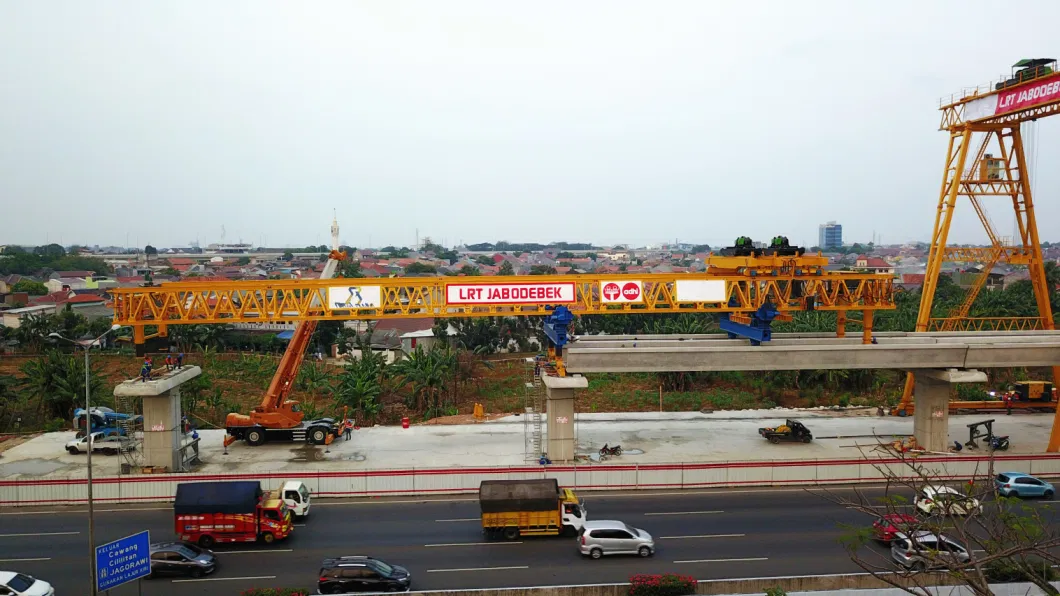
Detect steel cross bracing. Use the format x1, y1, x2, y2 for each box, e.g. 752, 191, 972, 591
111, 272, 896, 331
901, 67, 1060, 452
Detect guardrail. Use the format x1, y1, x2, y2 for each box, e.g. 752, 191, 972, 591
2, 453, 1059, 506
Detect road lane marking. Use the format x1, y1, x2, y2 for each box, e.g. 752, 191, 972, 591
0, 507, 171, 516
645, 510, 723, 516
436, 518, 479, 522
425, 542, 523, 547
660, 533, 745, 540
173, 575, 276, 583
675, 557, 768, 564
215, 549, 293, 554
316, 499, 478, 506
0, 557, 51, 562
0, 531, 80, 537
428, 566, 529, 573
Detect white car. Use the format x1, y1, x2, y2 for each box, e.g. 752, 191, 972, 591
914, 485, 982, 516
0, 571, 55, 596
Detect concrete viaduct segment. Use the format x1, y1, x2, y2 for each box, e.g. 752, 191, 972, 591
531, 331, 1060, 457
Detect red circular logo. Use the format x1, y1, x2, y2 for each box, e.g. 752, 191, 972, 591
621, 282, 641, 301
603, 282, 621, 300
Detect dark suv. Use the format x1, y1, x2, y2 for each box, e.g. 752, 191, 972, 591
149, 542, 217, 578
318, 556, 411, 593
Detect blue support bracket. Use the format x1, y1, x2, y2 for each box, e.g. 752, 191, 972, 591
542, 305, 575, 356
719, 300, 781, 346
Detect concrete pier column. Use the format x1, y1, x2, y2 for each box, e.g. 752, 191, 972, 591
114, 366, 202, 471
541, 375, 588, 462
913, 368, 987, 452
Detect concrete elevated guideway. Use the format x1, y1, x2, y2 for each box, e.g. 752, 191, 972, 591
564, 330, 1060, 372
559, 330, 1060, 454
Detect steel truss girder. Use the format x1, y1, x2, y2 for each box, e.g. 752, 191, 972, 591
111, 272, 896, 328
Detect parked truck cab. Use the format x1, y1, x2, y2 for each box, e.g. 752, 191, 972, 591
278, 481, 311, 519
480, 479, 586, 540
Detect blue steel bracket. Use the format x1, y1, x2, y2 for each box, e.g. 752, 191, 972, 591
542, 305, 575, 356
719, 300, 781, 346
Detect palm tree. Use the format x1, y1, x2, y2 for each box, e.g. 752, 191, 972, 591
19, 350, 105, 420
393, 346, 455, 415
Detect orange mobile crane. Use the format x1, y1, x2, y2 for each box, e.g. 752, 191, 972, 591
114, 237, 895, 448
221, 248, 348, 448
892, 58, 1060, 445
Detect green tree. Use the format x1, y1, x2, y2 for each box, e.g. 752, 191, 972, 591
236, 256, 250, 266
458, 265, 481, 276
337, 260, 364, 278
19, 350, 106, 420
13, 313, 59, 352
404, 262, 436, 275
33, 244, 66, 258
144, 245, 157, 258
529, 265, 557, 275
282, 250, 294, 260
12, 279, 48, 295
475, 255, 495, 266
498, 261, 515, 276
393, 345, 456, 415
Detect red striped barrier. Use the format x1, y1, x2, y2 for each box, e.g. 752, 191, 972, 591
2, 454, 1058, 506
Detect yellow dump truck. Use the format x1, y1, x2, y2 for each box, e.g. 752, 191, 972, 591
479, 479, 586, 541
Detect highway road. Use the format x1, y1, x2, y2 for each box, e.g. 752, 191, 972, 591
1, 486, 1056, 595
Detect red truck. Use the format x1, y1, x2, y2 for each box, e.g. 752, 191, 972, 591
174, 481, 293, 547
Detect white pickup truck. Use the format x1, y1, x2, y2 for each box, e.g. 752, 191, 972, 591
65, 432, 134, 456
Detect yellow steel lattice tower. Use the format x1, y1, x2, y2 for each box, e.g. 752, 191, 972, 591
896, 59, 1060, 451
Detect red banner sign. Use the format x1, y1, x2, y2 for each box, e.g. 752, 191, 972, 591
446, 282, 576, 305
995, 75, 1060, 115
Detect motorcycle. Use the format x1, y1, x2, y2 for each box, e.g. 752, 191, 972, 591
599, 444, 623, 457
990, 435, 1010, 451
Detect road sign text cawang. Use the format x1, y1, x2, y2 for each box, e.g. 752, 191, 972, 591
95, 530, 151, 592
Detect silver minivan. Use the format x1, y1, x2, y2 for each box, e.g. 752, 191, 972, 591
578, 520, 654, 559
891, 531, 970, 570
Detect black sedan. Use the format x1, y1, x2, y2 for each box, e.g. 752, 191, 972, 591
148, 542, 217, 578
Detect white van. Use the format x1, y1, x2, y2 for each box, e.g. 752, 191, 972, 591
280, 481, 311, 518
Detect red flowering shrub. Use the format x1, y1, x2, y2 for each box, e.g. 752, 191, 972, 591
629, 573, 698, 596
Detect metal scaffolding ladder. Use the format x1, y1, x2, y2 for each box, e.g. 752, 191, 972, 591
116, 395, 144, 474
523, 357, 545, 462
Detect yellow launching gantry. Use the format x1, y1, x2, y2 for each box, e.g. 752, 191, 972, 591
894, 59, 1060, 450
112, 242, 895, 376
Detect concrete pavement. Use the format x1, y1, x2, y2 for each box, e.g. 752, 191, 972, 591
2, 410, 1058, 479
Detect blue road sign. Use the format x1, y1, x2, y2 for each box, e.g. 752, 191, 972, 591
95, 530, 151, 592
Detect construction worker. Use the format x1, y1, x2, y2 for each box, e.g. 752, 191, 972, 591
140, 357, 152, 382
176, 352, 185, 369
343, 419, 353, 441
1003, 391, 1013, 415
165, 354, 173, 371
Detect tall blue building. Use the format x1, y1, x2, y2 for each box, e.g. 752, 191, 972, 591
818, 221, 842, 249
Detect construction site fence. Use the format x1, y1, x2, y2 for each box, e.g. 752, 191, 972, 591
2, 454, 1060, 507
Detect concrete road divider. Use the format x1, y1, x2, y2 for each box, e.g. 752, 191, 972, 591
2, 453, 1059, 506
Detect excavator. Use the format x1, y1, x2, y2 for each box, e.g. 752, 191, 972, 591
223, 248, 348, 448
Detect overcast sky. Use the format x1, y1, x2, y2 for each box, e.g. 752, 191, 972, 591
1, 1, 1058, 250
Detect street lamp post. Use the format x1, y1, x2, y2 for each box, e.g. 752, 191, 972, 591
50, 324, 121, 596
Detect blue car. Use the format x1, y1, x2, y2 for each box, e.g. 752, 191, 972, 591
995, 472, 1055, 499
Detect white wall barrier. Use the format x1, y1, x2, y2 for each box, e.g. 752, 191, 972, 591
2, 454, 1059, 507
